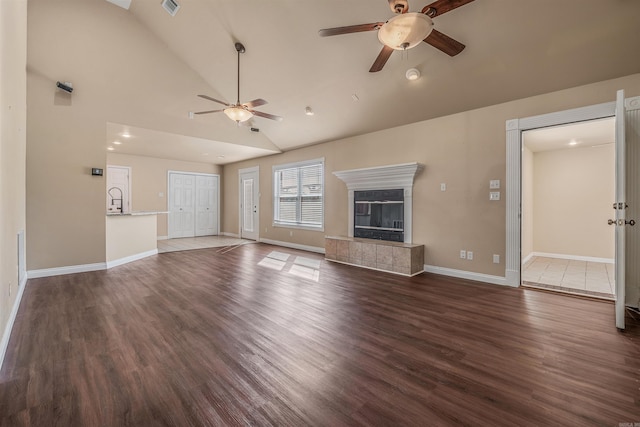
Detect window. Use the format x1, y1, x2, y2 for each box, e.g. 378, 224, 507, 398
273, 158, 324, 229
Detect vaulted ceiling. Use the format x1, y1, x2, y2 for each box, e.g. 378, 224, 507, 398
99, 0, 640, 164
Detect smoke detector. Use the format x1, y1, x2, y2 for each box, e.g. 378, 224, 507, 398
161, 0, 180, 16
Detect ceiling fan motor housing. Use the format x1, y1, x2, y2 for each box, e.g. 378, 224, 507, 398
389, 0, 408, 13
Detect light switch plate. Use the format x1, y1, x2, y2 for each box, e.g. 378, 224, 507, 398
490, 179, 501, 189
440, 183, 446, 192
490, 192, 500, 201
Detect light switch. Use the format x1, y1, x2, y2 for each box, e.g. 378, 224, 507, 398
490, 180, 501, 189
490, 192, 500, 201
440, 183, 446, 192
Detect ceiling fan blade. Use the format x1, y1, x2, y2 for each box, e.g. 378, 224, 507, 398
243, 98, 268, 109
251, 110, 283, 122
319, 22, 384, 37
421, 0, 475, 17
369, 45, 394, 73
197, 94, 230, 106
423, 29, 465, 56
194, 109, 223, 115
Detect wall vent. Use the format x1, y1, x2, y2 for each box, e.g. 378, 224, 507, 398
161, 0, 180, 16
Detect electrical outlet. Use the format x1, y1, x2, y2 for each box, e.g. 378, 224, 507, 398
467, 251, 473, 260
490, 180, 501, 189
493, 254, 500, 264
460, 250, 466, 259
490, 192, 500, 201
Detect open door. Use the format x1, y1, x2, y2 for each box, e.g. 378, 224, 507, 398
613, 89, 626, 330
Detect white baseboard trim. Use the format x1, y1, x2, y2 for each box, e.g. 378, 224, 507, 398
522, 252, 534, 265
0, 275, 28, 371
424, 264, 515, 287
259, 238, 325, 254
28, 262, 107, 279
106, 249, 158, 269
221, 232, 240, 238
530, 252, 614, 264
157, 235, 168, 241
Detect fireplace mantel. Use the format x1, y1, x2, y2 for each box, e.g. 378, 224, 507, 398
333, 162, 423, 243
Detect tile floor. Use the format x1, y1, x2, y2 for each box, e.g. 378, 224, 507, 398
522, 256, 615, 299
157, 235, 252, 253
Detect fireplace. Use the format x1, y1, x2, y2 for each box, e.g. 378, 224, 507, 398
354, 189, 404, 241
333, 162, 423, 244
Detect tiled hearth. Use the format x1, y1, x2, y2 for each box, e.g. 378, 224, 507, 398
325, 236, 424, 276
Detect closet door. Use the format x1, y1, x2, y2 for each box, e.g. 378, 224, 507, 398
195, 175, 218, 236
169, 173, 196, 238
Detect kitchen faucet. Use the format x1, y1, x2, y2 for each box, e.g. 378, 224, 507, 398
107, 187, 124, 213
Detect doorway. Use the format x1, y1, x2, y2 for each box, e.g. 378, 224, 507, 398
239, 167, 259, 240
168, 172, 219, 239
521, 118, 616, 299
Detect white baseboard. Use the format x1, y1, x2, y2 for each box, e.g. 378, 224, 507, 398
221, 232, 240, 238
0, 275, 28, 371
106, 249, 158, 269
522, 252, 534, 265
423, 264, 515, 287
529, 252, 614, 264
259, 238, 325, 254
27, 262, 107, 279
157, 235, 168, 241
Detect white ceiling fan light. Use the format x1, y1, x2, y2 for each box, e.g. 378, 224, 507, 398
378, 13, 434, 50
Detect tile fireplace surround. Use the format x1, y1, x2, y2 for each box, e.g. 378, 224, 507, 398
325, 236, 424, 276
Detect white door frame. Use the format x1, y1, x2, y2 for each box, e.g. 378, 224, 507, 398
238, 166, 259, 240
167, 170, 220, 239
505, 101, 617, 287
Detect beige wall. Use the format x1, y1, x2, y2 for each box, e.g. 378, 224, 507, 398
107, 153, 220, 237
532, 144, 615, 259
1, 0, 27, 352
26, 0, 224, 270
223, 74, 640, 277
106, 215, 157, 262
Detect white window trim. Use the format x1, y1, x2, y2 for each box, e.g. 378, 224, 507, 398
273, 157, 325, 231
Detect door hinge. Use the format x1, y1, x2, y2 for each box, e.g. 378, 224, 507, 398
613, 202, 628, 210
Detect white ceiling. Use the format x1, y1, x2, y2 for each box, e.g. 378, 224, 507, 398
523, 118, 616, 153
103, 0, 640, 164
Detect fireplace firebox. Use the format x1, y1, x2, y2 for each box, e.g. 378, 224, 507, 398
354, 189, 404, 242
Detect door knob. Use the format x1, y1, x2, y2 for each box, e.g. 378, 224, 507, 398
627, 219, 636, 226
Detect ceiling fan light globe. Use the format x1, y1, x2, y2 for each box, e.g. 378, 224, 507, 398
224, 106, 253, 122
378, 13, 433, 50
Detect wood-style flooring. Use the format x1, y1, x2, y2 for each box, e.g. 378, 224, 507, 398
1, 243, 639, 426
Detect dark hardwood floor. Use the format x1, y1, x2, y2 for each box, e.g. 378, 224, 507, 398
1, 243, 639, 426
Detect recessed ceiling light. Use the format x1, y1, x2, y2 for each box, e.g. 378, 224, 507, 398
121, 132, 131, 138
113, 141, 122, 145
305, 106, 314, 116
217, 155, 225, 159
569, 140, 578, 146
107, 147, 115, 151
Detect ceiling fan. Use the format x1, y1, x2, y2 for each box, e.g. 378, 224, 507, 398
319, 0, 475, 72
194, 42, 283, 124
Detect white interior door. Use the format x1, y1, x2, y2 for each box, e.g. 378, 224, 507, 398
169, 173, 196, 238
195, 175, 218, 236
106, 165, 130, 213
239, 168, 259, 240
614, 89, 626, 330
